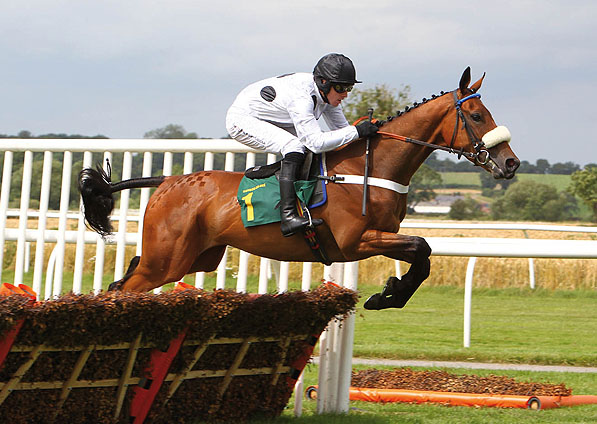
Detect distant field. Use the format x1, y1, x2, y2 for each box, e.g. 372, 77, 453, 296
517, 173, 572, 191
439, 172, 480, 187
440, 172, 572, 191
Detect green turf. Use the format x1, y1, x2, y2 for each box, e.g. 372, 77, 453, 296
439, 172, 573, 192
246, 365, 597, 424
352, 285, 597, 367
439, 172, 480, 187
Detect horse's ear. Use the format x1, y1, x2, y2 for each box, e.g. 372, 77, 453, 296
470, 72, 486, 93
459, 67, 471, 93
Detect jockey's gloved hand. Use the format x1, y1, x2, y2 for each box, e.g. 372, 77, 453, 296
356, 121, 379, 138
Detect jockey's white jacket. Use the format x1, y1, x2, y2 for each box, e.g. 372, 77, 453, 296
226, 73, 358, 154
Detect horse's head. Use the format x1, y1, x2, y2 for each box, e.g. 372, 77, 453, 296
446, 67, 520, 179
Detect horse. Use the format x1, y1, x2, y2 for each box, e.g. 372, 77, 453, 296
79, 67, 520, 310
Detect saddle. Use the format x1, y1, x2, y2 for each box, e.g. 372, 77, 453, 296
239, 152, 330, 265
243, 152, 327, 209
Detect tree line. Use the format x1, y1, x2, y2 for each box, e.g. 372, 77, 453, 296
425, 153, 589, 175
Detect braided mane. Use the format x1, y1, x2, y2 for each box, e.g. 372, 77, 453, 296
382, 91, 450, 125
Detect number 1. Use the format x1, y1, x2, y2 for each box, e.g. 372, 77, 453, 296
241, 192, 254, 221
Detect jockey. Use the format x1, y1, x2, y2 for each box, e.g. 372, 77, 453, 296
226, 53, 379, 237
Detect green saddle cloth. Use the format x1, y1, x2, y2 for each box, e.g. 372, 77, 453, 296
237, 175, 317, 228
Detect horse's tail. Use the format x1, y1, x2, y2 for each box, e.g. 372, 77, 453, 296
78, 165, 165, 237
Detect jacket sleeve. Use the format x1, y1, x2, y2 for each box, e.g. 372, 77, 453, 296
287, 98, 358, 153
322, 105, 351, 130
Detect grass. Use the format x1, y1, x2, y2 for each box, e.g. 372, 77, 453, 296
439, 172, 572, 192
352, 285, 597, 366
439, 172, 480, 187
241, 365, 597, 424
516, 174, 573, 192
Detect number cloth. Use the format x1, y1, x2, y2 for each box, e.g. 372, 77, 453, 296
237, 175, 318, 227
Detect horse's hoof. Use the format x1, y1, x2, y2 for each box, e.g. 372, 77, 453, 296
363, 287, 412, 310
363, 293, 393, 310
108, 280, 124, 291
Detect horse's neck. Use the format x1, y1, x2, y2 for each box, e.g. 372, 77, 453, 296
329, 98, 451, 185
380, 104, 449, 183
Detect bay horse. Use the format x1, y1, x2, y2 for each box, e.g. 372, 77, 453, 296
79, 67, 519, 309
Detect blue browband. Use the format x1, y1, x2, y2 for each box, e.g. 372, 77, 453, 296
455, 93, 481, 107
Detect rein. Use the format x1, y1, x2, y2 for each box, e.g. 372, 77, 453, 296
363, 90, 491, 165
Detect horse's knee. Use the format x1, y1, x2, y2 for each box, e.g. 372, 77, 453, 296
413, 236, 432, 258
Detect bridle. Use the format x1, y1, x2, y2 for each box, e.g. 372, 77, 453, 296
449, 91, 490, 165
375, 90, 491, 165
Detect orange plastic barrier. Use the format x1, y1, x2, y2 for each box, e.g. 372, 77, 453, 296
533, 395, 597, 410
306, 386, 597, 410
0, 283, 37, 369
172, 281, 197, 292
129, 329, 188, 423
0, 283, 37, 301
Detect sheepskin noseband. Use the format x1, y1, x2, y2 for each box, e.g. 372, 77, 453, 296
482, 126, 511, 149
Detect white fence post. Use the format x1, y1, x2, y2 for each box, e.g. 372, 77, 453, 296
336, 261, 358, 413
463, 257, 477, 348
32, 151, 53, 298
114, 151, 133, 282
0, 151, 13, 283
14, 150, 33, 285
317, 263, 344, 414
73, 151, 92, 294
52, 151, 72, 298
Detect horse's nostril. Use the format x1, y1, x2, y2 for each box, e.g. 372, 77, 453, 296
506, 158, 520, 171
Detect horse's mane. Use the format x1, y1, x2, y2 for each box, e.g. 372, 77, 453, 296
378, 90, 451, 126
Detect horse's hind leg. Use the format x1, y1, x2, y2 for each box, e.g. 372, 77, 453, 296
108, 256, 141, 291
351, 231, 431, 310
365, 254, 431, 310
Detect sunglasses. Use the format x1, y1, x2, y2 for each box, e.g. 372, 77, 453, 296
332, 84, 354, 93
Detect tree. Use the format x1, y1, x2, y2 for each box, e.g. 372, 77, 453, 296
516, 160, 538, 174
143, 124, 198, 139
569, 165, 597, 222
479, 170, 517, 196
342, 84, 411, 124
491, 180, 577, 222
449, 197, 484, 220
424, 152, 477, 172
142, 124, 207, 174
535, 159, 551, 174
550, 161, 580, 175
406, 164, 442, 212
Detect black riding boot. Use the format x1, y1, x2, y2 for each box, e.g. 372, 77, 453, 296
279, 153, 323, 237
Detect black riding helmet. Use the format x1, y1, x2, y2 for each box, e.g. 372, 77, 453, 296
313, 53, 361, 102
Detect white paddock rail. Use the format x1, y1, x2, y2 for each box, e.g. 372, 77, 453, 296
0, 138, 356, 416
2, 138, 597, 413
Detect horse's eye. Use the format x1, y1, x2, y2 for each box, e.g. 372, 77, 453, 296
471, 113, 482, 122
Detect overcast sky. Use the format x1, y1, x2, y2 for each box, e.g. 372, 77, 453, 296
1, 0, 596, 166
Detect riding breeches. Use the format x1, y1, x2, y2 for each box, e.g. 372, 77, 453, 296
226, 112, 305, 156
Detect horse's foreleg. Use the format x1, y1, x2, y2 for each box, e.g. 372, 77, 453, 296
108, 256, 141, 291
188, 246, 227, 273
119, 245, 228, 292
352, 230, 431, 310
120, 237, 205, 292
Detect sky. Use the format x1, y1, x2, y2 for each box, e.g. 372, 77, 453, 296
1, 0, 596, 166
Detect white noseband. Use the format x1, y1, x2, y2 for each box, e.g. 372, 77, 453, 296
481, 126, 511, 149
